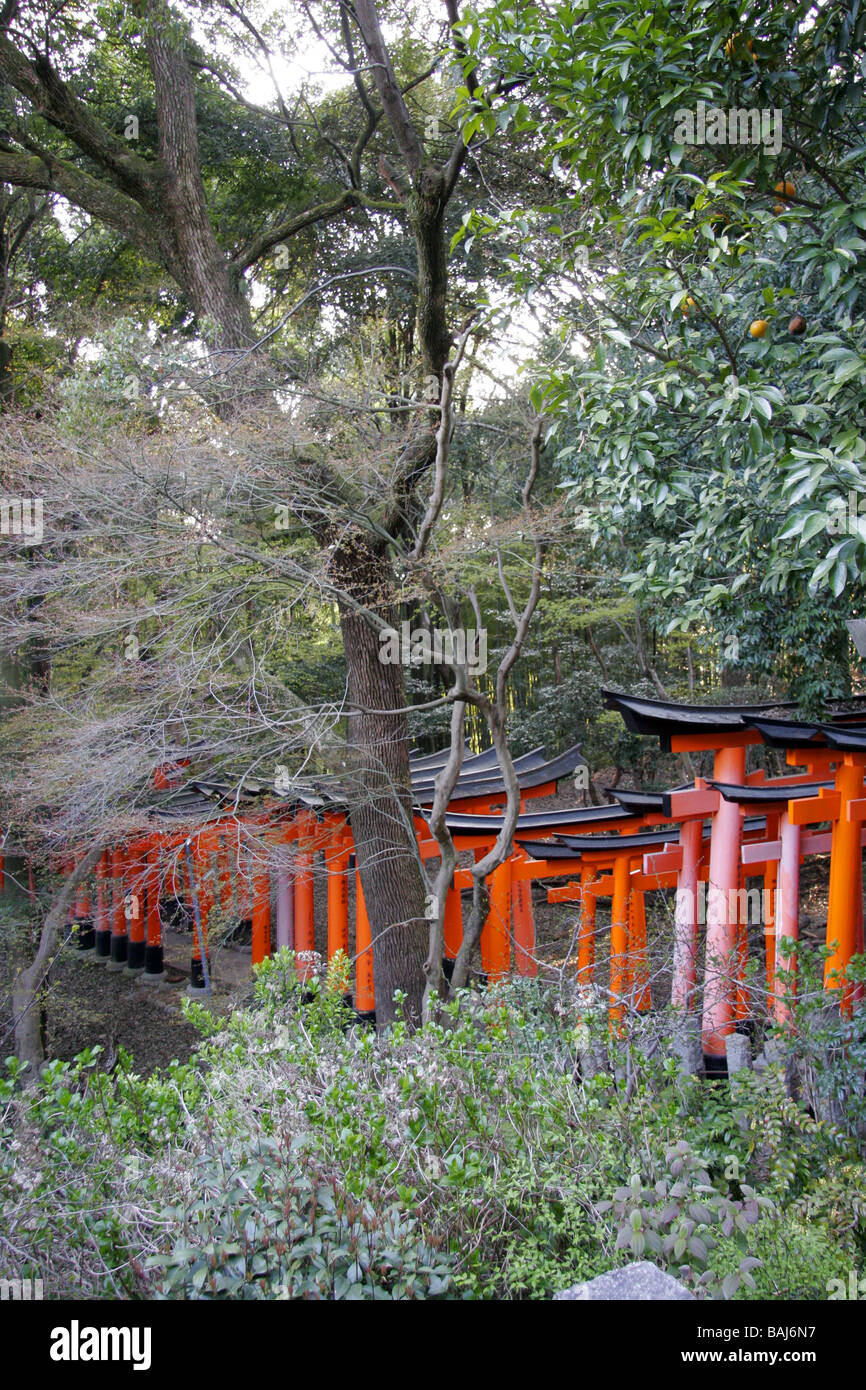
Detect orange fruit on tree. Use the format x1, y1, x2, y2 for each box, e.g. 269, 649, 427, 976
681, 295, 697, 316
749, 319, 768, 338
725, 32, 756, 61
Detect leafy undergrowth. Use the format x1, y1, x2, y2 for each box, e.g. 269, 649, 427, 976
1, 948, 864, 1300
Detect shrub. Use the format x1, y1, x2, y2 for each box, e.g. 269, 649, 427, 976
145, 1137, 456, 1300
1, 952, 864, 1300
595, 1142, 770, 1299
709, 1210, 854, 1301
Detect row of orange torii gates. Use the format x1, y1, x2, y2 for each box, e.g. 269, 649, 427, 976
3, 691, 866, 1064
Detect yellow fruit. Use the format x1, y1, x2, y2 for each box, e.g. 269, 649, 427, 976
681, 295, 697, 316
749, 319, 768, 338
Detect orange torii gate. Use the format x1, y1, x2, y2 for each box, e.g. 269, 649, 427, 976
519, 827, 675, 1021
747, 717, 866, 1006
708, 775, 845, 1024
426, 800, 640, 982
17, 700, 866, 1038
518, 812, 778, 1026
5, 791, 641, 1029
604, 696, 782, 1062
603, 691, 866, 1063
39, 743, 588, 1011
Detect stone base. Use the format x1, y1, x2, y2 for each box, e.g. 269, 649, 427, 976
726, 1032, 751, 1075
555, 1261, 695, 1301
670, 1017, 704, 1076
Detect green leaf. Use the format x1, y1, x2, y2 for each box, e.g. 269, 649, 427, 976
688, 1235, 708, 1264
800, 512, 830, 543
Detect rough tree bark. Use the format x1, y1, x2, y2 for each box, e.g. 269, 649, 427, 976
12, 842, 106, 1077
143, 4, 256, 353
331, 1, 479, 1020
334, 537, 429, 1025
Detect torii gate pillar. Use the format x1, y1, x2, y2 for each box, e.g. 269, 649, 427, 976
702, 744, 746, 1058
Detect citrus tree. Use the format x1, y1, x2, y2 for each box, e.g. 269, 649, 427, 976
453, 0, 866, 704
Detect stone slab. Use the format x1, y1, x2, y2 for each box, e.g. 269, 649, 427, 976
555, 1261, 695, 1301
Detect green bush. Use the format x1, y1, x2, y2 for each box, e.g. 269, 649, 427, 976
146, 1138, 456, 1300
1, 951, 864, 1300
595, 1143, 771, 1299
709, 1210, 854, 1301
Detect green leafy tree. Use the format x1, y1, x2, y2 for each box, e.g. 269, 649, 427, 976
453, 0, 866, 704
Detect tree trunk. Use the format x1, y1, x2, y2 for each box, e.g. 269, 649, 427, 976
411, 171, 451, 378
144, 3, 255, 355
335, 535, 428, 1026
0, 337, 13, 406
13, 842, 106, 1076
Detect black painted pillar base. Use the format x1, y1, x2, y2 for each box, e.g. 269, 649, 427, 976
126, 939, 146, 971
74, 918, 95, 952
188, 956, 211, 993
703, 1052, 728, 1079
94, 930, 111, 959
106, 933, 128, 970
142, 944, 165, 981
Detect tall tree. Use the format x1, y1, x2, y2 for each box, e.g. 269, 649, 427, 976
0, 0, 524, 1022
